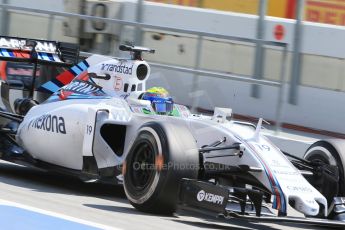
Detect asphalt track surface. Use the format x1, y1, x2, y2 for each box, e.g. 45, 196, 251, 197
0, 160, 332, 230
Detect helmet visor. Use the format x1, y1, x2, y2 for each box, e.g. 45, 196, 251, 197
153, 98, 173, 114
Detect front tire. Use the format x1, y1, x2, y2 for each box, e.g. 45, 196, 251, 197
304, 141, 345, 203
123, 121, 199, 214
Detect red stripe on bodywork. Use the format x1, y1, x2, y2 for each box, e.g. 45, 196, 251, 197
76, 71, 89, 81
246, 143, 284, 212
12, 51, 30, 59
59, 90, 73, 100
56, 71, 75, 85
0, 61, 7, 80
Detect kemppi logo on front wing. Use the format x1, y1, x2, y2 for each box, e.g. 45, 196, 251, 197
196, 190, 224, 205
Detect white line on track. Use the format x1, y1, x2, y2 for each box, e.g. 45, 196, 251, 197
0, 198, 122, 230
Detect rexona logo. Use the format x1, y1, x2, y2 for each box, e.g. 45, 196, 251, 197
196, 190, 224, 205
29, 114, 66, 134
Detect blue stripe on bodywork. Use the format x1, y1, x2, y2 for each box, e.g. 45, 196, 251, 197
51, 78, 64, 88
47, 53, 55, 61
0, 48, 11, 57
71, 66, 82, 75
42, 81, 60, 93
84, 60, 90, 67
248, 144, 287, 213
41, 53, 51, 61
67, 95, 111, 99
253, 152, 285, 212
7, 50, 14, 57
78, 61, 88, 70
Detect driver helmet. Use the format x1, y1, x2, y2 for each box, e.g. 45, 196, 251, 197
142, 87, 174, 115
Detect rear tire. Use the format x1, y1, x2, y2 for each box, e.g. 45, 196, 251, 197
123, 121, 199, 214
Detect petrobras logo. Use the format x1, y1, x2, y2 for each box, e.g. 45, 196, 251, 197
0, 38, 56, 52
196, 190, 224, 205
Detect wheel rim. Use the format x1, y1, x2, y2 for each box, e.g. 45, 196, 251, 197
129, 140, 156, 192
305, 143, 345, 201
305, 147, 337, 166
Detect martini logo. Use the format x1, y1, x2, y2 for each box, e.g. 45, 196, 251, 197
0, 38, 56, 52
63, 80, 102, 95
32, 42, 56, 52
0, 38, 25, 49
196, 190, 224, 204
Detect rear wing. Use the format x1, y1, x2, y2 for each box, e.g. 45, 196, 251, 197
0, 36, 79, 67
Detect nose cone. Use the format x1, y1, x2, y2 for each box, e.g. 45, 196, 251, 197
290, 196, 321, 216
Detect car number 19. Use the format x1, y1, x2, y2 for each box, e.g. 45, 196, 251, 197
86, 125, 93, 135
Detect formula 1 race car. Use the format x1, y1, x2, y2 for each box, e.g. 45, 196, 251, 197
0, 36, 345, 228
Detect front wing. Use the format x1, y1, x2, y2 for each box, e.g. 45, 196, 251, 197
179, 178, 345, 228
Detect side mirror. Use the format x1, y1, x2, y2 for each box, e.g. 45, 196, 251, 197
212, 107, 232, 123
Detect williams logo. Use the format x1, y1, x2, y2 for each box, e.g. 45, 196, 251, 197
29, 114, 66, 134
196, 190, 224, 205
0, 38, 56, 52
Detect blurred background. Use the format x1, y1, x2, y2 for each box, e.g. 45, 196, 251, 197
0, 0, 345, 136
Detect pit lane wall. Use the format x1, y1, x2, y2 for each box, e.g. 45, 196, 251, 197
2, 0, 345, 135
119, 1, 345, 135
